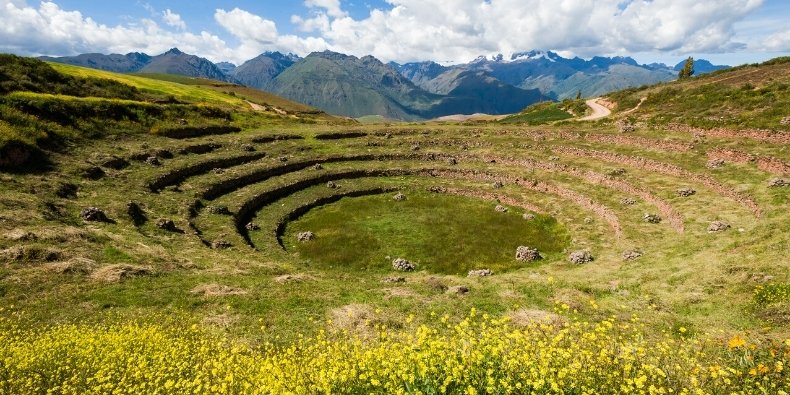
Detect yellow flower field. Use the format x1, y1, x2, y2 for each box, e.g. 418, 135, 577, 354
0, 310, 787, 394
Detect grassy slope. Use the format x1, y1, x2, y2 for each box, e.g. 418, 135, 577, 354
607, 57, 790, 130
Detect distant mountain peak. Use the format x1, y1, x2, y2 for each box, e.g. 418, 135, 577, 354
163, 48, 183, 56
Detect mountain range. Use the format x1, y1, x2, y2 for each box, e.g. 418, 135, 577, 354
41, 49, 728, 120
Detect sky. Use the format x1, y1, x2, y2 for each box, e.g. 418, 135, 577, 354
1, 0, 788, 66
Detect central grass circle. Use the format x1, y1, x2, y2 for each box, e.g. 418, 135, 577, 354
285, 192, 570, 274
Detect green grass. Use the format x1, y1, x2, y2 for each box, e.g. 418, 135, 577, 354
285, 192, 569, 274
500, 102, 573, 124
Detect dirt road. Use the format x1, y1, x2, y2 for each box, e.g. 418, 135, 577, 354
580, 98, 611, 121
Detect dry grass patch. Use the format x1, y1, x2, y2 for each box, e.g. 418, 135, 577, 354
190, 283, 248, 296
507, 309, 564, 327
89, 264, 153, 283
274, 273, 315, 283
45, 257, 97, 275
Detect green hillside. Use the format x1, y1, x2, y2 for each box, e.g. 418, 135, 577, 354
607, 57, 790, 130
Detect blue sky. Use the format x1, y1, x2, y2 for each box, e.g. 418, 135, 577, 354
1, 0, 788, 65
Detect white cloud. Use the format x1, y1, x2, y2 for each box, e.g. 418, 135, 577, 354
162, 9, 186, 30
0, 0, 777, 66
761, 28, 790, 51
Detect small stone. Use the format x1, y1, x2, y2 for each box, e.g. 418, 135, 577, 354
522, 213, 536, 220
447, 158, 457, 165
245, 222, 260, 231
708, 221, 731, 232
584, 217, 593, 224
549, 156, 560, 161
569, 250, 594, 264
768, 178, 788, 187
707, 159, 725, 169
492, 181, 504, 188
382, 276, 406, 283
212, 168, 225, 175
393, 193, 406, 201
468, 269, 493, 277
643, 213, 662, 223
677, 187, 696, 197
622, 250, 643, 261
447, 285, 470, 295
326, 181, 338, 189
312, 163, 323, 170
80, 207, 109, 222
297, 231, 315, 242
780, 116, 790, 126
392, 258, 415, 272
621, 197, 637, 206
411, 144, 420, 151
145, 156, 161, 166
495, 205, 508, 213
428, 186, 447, 193
515, 246, 542, 262
241, 144, 256, 152
279, 156, 289, 162
211, 239, 231, 249
207, 206, 231, 215
607, 168, 626, 176
155, 218, 178, 232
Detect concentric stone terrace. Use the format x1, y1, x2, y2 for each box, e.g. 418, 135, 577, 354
33, 123, 787, 282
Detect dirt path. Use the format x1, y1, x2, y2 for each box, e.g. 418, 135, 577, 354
580, 98, 611, 121
621, 97, 647, 115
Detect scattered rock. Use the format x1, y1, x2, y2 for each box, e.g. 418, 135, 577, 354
622, 250, 643, 261
190, 283, 247, 296
616, 119, 636, 133
212, 168, 225, 175
245, 222, 260, 231
145, 156, 161, 166
492, 181, 504, 188
707, 159, 726, 169
621, 197, 636, 206
607, 168, 626, 176
100, 156, 129, 170
279, 156, 289, 162
155, 218, 179, 232
312, 163, 323, 170
495, 205, 508, 213
708, 221, 731, 232
82, 166, 105, 180
522, 213, 536, 220
515, 246, 542, 262
126, 201, 146, 226
274, 273, 313, 283
207, 206, 231, 215
750, 273, 775, 283
447, 158, 457, 165
392, 192, 406, 201
677, 187, 696, 197
90, 264, 152, 283
382, 276, 406, 283
240, 144, 256, 152
768, 177, 788, 187
780, 116, 790, 126
569, 250, 594, 264
392, 258, 415, 272
411, 143, 420, 151
584, 217, 593, 224
428, 186, 447, 193
211, 239, 232, 249
447, 285, 470, 295
55, 182, 78, 199
297, 231, 315, 242
468, 269, 493, 277
549, 156, 560, 161
643, 213, 662, 223
80, 207, 110, 222
326, 181, 338, 189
